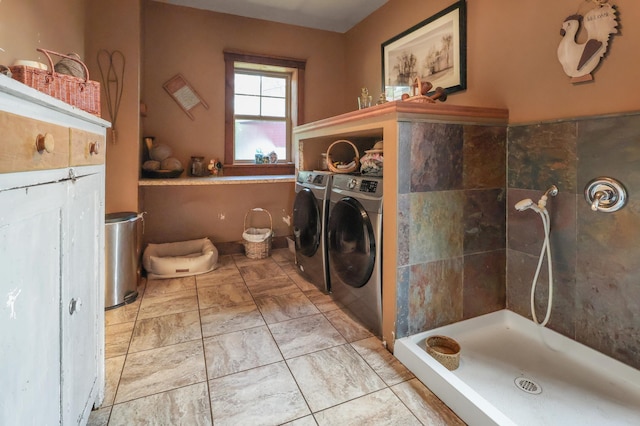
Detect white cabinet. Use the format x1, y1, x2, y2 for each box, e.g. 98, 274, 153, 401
62, 171, 104, 424
0, 180, 66, 425
0, 77, 109, 425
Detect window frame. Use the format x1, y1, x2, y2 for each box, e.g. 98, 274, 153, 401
233, 69, 291, 164
224, 51, 305, 176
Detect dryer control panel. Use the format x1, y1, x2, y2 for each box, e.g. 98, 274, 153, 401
297, 170, 332, 188
360, 179, 379, 193
334, 174, 382, 197
313, 174, 326, 184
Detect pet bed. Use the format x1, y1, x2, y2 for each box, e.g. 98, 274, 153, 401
143, 237, 218, 279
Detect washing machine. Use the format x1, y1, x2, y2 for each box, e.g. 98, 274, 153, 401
327, 174, 383, 336
293, 170, 333, 293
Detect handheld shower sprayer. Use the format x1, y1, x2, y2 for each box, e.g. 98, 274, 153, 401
515, 198, 540, 213
514, 185, 558, 327
515, 185, 558, 213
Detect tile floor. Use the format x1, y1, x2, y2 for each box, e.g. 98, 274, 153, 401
88, 248, 464, 425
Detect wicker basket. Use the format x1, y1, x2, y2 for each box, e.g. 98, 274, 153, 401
242, 208, 273, 259
425, 335, 461, 370
9, 48, 100, 116
326, 139, 360, 174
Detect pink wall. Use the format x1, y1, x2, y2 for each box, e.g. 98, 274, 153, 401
139, 1, 349, 244
85, 0, 142, 214
346, 0, 640, 123
142, 1, 348, 168
140, 183, 296, 245
0, 0, 84, 65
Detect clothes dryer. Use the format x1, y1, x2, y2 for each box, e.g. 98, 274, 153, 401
327, 174, 383, 336
293, 170, 333, 293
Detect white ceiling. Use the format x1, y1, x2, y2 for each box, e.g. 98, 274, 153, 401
152, 0, 389, 33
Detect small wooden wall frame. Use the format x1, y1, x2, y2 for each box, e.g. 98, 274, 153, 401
163, 74, 209, 120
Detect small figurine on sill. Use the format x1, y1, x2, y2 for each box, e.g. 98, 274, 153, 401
255, 149, 264, 164
208, 158, 223, 176
358, 87, 372, 109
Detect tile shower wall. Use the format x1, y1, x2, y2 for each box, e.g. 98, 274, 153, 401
396, 122, 507, 337
507, 113, 640, 370
394, 113, 639, 371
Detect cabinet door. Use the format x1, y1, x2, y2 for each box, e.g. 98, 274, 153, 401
61, 172, 102, 425
0, 182, 65, 425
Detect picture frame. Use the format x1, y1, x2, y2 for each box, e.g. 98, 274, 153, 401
381, 0, 467, 101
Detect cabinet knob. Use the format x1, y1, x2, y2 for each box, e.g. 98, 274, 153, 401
69, 297, 82, 315
35, 133, 55, 153
89, 141, 100, 155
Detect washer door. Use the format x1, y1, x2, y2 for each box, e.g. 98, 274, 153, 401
328, 197, 375, 288
293, 188, 321, 257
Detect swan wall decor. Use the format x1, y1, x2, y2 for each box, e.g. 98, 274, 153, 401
557, 1, 618, 83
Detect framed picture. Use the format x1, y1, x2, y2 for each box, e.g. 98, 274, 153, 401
381, 0, 467, 101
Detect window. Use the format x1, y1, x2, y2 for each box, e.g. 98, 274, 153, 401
224, 51, 305, 175
234, 71, 289, 162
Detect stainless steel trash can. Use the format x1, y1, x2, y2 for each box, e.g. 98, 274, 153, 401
105, 212, 142, 310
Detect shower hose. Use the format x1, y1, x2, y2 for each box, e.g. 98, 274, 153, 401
515, 193, 554, 327
531, 202, 553, 327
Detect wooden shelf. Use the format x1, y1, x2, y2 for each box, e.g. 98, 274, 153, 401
295, 100, 509, 135
138, 174, 295, 186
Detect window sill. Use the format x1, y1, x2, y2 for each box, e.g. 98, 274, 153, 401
222, 163, 295, 176
139, 174, 295, 187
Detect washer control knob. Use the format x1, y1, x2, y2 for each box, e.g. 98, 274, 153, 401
347, 178, 357, 190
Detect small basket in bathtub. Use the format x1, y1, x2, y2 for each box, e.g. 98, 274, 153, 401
425, 335, 461, 370
242, 208, 274, 259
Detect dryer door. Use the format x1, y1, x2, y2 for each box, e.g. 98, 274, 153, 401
327, 197, 375, 288
293, 188, 321, 257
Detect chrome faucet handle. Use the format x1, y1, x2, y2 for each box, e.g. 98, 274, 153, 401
585, 177, 626, 213
591, 190, 610, 211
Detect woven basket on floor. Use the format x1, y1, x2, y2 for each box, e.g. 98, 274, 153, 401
425, 335, 461, 370
242, 208, 273, 259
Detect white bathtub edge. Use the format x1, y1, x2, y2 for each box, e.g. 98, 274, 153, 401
394, 335, 516, 426
394, 309, 640, 425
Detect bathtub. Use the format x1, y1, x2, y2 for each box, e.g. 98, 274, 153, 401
394, 309, 640, 426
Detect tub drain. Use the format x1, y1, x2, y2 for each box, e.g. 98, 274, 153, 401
514, 377, 542, 395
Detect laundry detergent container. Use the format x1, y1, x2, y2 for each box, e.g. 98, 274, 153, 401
105, 212, 142, 309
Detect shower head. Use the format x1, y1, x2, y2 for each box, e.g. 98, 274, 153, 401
515, 198, 542, 213
544, 185, 559, 198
